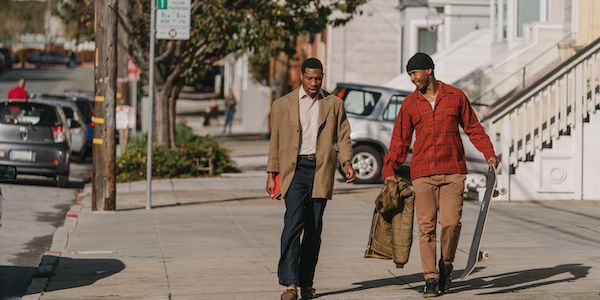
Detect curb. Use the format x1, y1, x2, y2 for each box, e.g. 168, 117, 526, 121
22, 189, 86, 300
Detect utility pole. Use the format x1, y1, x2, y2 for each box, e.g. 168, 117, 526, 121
93, 0, 118, 211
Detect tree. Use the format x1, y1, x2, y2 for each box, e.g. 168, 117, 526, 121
121, 0, 367, 148
0, 1, 47, 42
54, 0, 95, 45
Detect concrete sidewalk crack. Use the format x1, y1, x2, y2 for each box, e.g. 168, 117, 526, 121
152, 210, 173, 300
169, 179, 179, 204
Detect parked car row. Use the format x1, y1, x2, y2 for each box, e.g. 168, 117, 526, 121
27, 51, 80, 69
0, 91, 95, 187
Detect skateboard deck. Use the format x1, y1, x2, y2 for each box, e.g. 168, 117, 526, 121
460, 165, 505, 279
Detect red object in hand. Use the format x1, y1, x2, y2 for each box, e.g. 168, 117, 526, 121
271, 173, 282, 200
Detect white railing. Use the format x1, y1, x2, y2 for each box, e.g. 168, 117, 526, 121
483, 38, 600, 197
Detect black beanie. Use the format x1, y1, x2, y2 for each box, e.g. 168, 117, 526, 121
406, 52, 434, 72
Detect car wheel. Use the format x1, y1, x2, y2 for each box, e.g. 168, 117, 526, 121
351, 145, 383, 184
56, 174, 69, 188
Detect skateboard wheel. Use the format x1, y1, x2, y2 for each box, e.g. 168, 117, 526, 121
478, 251, 491, 262
493, 188, 507, 197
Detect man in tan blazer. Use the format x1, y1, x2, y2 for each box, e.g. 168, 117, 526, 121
266, 58, 355, 300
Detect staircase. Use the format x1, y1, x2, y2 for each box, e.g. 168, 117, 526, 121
482, 37, 600, 201
456, 25, 567, 106
384, 29, 493, 91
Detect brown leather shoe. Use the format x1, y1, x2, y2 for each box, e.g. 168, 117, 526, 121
281, 288, 298, 300
300, 287, 317, 299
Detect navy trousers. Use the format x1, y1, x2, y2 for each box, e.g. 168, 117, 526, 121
278, 156, 327, 287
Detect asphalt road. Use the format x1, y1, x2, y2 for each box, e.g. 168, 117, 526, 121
0, 66, 93, 299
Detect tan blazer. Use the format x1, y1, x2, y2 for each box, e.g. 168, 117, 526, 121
266, 88, 353, 200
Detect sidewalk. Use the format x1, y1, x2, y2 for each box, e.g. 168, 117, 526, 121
22, 170, 600, 299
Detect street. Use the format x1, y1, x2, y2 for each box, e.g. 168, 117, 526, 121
0, 66, 93, 299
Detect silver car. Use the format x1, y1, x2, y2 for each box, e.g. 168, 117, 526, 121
0, 100, 71, 187
334, 83, 489, 189
30, 94, 88, 162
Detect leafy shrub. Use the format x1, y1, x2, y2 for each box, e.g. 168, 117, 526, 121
116, 123, 237, 182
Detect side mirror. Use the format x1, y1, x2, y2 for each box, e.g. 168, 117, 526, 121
0, 165, 17, 181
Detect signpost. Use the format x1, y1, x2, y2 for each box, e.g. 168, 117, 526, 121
156, 0, 191, 40
147, 0, 191, 209
128, 58, 140, 135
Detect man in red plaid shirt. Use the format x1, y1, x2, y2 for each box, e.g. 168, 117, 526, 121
382, 52, 497, 297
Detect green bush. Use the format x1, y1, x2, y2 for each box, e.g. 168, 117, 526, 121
116, 124, 237, 182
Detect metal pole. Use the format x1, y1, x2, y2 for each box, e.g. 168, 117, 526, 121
147, 0, 156, 209
131, 79, 137, 135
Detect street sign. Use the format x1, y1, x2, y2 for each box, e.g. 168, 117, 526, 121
156, 0, 191, 40
157, 0, 168, 9
116, 105, 136, 130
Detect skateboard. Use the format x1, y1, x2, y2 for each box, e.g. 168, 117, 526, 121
460, 165, 506, 279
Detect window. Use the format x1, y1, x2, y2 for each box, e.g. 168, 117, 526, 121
418, 27, 437, 55
343, 90, 381, 116
383, 95, 405, 122
62, 107, 74, 120
0, 103, 58, 126
517, 0, 540, 37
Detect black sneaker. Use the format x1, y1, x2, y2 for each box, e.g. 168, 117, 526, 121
438, 259, 453, 293
422, 279, 439, 298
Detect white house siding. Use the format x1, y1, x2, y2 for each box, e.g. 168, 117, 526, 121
399, 1, 490, 72
326, 0, 401, 90
447, 5, 490, 44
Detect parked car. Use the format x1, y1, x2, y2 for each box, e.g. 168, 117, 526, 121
64, 90, 94, 155
30, 94, 88, 162
0, 100, 71, 187
0, 164, 17, 227
0, 48, 14, 70
333, 83, 490, 187
27, 51, 80, 68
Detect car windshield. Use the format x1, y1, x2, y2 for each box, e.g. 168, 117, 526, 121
0, 102, 59, 127
342, 89, 381, 116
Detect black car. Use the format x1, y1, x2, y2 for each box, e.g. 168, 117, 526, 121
0, 48, 14, 70
0, 100, 71, 187
27, 51, 80, 69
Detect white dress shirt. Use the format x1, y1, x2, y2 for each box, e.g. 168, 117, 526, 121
298, 86, 321, 155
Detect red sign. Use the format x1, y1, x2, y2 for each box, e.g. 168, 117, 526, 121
128, 58, 141, 81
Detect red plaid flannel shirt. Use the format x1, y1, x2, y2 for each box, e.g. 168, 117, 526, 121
382, 81, 496, 180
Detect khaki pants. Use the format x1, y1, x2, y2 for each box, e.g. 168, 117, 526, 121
412, 174, 466, 279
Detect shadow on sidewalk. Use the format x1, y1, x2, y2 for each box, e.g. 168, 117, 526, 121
26, 256, 125, 294
449, 263, 590, 295
318, 270, 425, 297
321, 264, 590, 297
